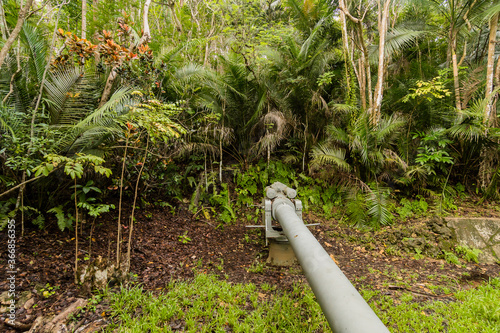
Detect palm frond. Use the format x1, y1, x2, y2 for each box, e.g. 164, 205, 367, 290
44, 66, 85, 124
480, 3, 500, 23
20, 22, 48, 84
298, 20, 323, 60
250, 111, 291, 157
285, 0, 311, 31
75, 87, 135, 128
0, 113, 15, 137
310, 144, 351, 172
366, 187, 393, 228
325, 124, 349, 145
447, 95, 493, 142
245, 87, 267, 127
0, 56, 32, 113
375, 116, 406, 143
385, 27, 427, 59
174, 63, 206, 82
383, 148, 408, 171
329, 103, 359, 115
155, 41, 192, 67
175, 142, 219, 158
346, 189, 368, 227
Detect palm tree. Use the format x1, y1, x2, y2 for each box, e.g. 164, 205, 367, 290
264, 22, 333, 170
426, 0, 491, 110
193, 52, 290, 168
311, 107, 406, 185
310, 108, 405, 227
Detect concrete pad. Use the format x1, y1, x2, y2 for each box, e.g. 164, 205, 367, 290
445, 217, 500, 264
267, 240, 298, 266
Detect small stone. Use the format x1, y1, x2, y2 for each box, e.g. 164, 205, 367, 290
24, 298, 35, 310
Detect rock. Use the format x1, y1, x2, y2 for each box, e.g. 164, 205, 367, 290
4, 318, 33, 331
24, 297, 35, 310
427, 217, 454, 239
18, 291, 32, 308
386, 233, 397, 244
77, 256, 129, 293
0, 291, 32, 315
28, 316, 47, 333
424, 244, 442, 257
440, 240, 454, 252
402, 237, 426, 251
0, 291, 10, 306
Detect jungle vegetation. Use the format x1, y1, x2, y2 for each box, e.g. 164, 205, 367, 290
1, 0, 500, 266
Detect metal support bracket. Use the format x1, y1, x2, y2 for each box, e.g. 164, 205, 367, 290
247, 181, 316, 245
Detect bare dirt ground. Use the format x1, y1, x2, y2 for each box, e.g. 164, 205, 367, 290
1, 200, 499, 332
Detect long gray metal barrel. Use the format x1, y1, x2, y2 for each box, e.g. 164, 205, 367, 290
272, 198, 390, 333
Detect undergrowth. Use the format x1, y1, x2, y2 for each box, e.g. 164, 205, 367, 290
189, 159, 475, 230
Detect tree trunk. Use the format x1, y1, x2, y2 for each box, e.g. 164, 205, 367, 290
136, 0, 152, 46
0, 1, 9, 39
0, 0, 34, 70
339, 1, 370, 110
339, 0, 350, 63
82, 0, 87, 39
485, 12, 499, 126
450, 33, 462, 110
364, 29, 373, 114
168, 1, 183, 33
339, 0, 354, 104
74, 178, 79, 284
371, 0, 391, 126
98, 65, 119, 108
93, 0, 98, 22
358, 58, 366, 110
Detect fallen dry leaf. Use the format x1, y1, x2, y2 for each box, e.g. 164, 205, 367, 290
330, 254, 339, 264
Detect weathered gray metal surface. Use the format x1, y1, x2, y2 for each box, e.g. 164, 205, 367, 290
268, 182, 389, 332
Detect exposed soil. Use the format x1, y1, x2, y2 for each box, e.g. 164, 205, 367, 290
1, 199, 499, 332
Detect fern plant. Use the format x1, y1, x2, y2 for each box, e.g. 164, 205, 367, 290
47, 205, 74, 232
346, 185, 394, 229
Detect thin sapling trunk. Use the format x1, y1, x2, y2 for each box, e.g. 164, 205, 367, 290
117, 127, 131, 267
74, 178, 79, 284
126, 134, 149, 272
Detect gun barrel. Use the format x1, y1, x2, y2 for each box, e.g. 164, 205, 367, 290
273, 199, 390, 333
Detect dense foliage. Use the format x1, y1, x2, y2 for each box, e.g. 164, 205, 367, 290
1, 0, 499, 238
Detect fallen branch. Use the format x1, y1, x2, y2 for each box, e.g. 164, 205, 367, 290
0, 175, 43, 198
388, 285, 453, 298
4, 319, 32, 331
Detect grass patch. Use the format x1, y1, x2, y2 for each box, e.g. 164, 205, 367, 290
367, 278, 500, 332
105, 272, 329, 332
105, 273, 500, 332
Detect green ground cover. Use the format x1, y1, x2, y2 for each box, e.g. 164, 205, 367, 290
104, 273, 500, 332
